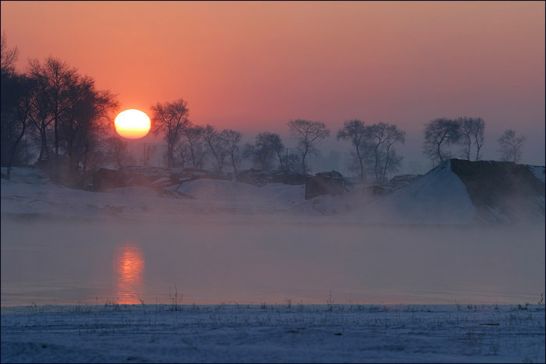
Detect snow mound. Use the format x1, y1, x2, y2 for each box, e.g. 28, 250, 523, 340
177, 178, 304, 209
528, 165, 545, 184
359, 160, 476, 224
2, 162, 543, 224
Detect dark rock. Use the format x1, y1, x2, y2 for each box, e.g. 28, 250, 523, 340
35, 157, 84, 188
236, 169, 309, 186
237, 169, 271, 186
305, 171, 348, 200
367, 185, 387, 195
449, 159, 545, 223
387, 174, 422, 191
91, 168, 128, 191
271, 171, 309, 185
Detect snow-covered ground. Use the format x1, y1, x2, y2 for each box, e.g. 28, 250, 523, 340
357, 161, 477, 224
2, 166, 545, 362
1, 166, 544, 306
529, 165, 546, 184
0, 167, 309, 219
2, 304, 544, 363
2, 164, 544, 224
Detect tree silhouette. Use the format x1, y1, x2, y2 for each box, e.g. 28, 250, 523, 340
498, 129, 525, 163
151, 99, 190, 169
423, 118, 461, 166
458, 117, 485, 161
288, 119, 329, 173
337, 119, 369, 182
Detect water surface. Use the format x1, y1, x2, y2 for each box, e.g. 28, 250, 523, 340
2, 216, 544, 305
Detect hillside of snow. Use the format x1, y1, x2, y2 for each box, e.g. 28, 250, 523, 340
355, 161, 477, 224
0, 168, 306, 220
342, 160, 545, 224
1, 160, 544, 224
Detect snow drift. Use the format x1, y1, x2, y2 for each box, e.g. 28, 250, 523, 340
1, 159, 544, 224
355, 159, 545, 224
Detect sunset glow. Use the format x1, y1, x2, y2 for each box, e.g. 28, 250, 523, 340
115, 244, 144, 304
114, 109, 151, 139
0, 2, 544, 362
2, 1, 543, 164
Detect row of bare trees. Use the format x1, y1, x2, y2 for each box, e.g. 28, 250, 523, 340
149, 99, 245, 175
423, 117, 526, 165
151, 101, 407, 183
2, 35, 530, 185
151, 103, 528, 183
150, 101, 331, 175
1, 35, 118, 181
337, 120, 405, 184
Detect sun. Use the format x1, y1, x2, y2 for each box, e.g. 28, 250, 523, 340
114, 109, 151, 139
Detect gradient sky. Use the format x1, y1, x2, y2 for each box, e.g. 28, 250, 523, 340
1, 1, 544, 169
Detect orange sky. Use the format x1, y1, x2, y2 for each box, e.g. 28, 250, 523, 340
1, 1, 544, 164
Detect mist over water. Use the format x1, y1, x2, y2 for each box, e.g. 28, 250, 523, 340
2, 216, 544, 306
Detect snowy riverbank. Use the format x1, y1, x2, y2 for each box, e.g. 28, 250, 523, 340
1, 304, 544, 363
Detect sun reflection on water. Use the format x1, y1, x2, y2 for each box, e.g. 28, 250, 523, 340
115, 244, 144, 304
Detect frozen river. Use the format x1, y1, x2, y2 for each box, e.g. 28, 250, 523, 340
1, 216, 544, 306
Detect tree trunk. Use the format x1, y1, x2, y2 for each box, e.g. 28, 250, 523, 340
436, 142, 443, 163
474, 136, 482, 161
54, 112, 59, 157
373, 144, 380, 183
436, 131, 449, 164
355, 144, 365, 183
381, 144, 393, 185
189, 141, 197, 168
231, 152, 238, 179
6, 122, 26, 180
38, 126, 49, 161
276, 152, 283, 172
167, 143, 174, 169
301, 148, 308, 174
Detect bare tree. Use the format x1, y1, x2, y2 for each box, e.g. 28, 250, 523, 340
337, 119, 369, 182
279, 150, 301, 174
151, 99, 190, 168
141, 144, 157, 167
458, 117, 485, 161
498, 129, 525, 163
59, 76, 117, 173
1, 33, 17, 74
180, 124, 207, 168
27, 72, 53, 162
202, 125, 229, 174
1, 48, 118, 180
423, 118, 461, 166
365, 122, 405, 184
244, 132, 285, 172
29, 58, 79, 159
25, 57, 116, 174
1, 72, 33, 179
269, 134, 285, 170
287, 119, 330, 173
221, 129, 242, 178
104, 135, 130, 169
380, 138, 404, 183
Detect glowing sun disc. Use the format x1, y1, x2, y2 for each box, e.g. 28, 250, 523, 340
115, 109, 151, 139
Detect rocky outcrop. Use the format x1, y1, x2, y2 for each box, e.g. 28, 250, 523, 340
236, 169, 309, 186
359, 159, 545, 224
387, 174, 422, 192
449, 159, 545, 223
305, 171, 348, 200
91, 167, 178, 192
91, 168, 128, 191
